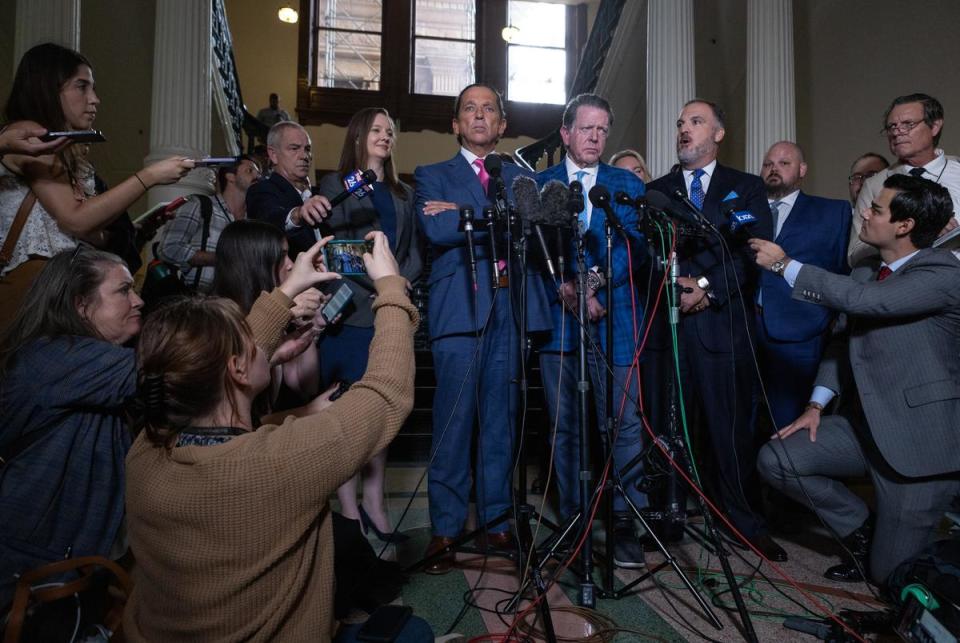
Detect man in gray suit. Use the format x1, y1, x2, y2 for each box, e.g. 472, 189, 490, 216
748, 174, 960, 586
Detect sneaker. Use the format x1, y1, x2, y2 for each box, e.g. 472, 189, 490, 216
612, 518, 646, 569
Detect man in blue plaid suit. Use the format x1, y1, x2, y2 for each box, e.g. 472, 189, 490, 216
535, 93, 648, 568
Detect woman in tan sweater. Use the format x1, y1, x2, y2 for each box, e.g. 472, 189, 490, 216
123, 233, 419, 641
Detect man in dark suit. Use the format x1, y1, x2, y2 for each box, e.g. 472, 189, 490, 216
753, 175, 960, 585
536, 93, 647, 567
415, 84, 553, 573
757, 141, 851, 428
246, 121, 332, 256
645, 99, 785, 560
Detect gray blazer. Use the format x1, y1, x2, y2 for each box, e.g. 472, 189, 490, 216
795, 248, 960, 478
317, 172, 422, 327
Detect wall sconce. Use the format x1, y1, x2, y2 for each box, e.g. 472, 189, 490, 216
501, 24, 520, 43
278, 5, 299, 24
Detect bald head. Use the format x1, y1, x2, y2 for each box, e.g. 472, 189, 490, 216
761, 141, 807, 199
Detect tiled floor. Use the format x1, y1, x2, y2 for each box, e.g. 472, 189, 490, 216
335, 465, 888, 642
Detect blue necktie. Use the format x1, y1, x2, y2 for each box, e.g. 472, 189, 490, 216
690, 168, 706, 210
575, 170, 588, 233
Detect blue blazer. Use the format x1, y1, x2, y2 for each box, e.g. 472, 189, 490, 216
647, 164, 773, 353
415, 153, 552, 339
759, 192, 851, 342
245, 172, 317, 256
536, 161, 646, 365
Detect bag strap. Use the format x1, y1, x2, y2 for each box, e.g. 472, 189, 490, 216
0, 191, 37, 270
3, 556, 132, 643
192, 195, 214, 290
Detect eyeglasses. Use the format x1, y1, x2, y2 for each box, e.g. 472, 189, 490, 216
576, 125, 610, 138
848, 170, 881, 185
881, 120, 926, 136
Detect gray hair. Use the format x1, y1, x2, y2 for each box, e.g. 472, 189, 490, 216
266, 121, 307, 150
562, 93, 614, 130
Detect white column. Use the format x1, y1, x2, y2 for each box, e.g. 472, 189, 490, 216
13, 0, 81, 66
646, 0, 695, 180
745, 0, 795, 175
145, 0, 214, 207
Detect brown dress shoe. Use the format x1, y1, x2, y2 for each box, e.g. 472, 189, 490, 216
483, 531, 515, 551
424, 536, 456, 575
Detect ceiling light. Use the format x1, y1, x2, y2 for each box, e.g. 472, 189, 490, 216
278, 6, 299, 24
501, 24, 520, 43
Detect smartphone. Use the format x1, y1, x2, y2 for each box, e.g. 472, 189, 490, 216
191, 157, 239, 167
39, 129, 106, 143
320, 282, 353, 323
322, 240, 374, 275
357, 605, 413, 642
328, 380, 352, 402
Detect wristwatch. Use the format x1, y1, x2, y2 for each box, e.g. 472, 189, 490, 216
585, 268, 606, 292
771, 259, 787, 276
696, 276, 711, 292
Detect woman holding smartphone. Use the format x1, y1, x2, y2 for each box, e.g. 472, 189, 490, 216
317, 107, 422, 542
0, 43, 192, 330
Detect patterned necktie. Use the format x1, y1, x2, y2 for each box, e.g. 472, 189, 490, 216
877, 266, 893, 281
474, 158, 490, 193
770, 200, 783, 236
575, 170, 588, 233
908, 167, 925, 178
690, 168, 706, 210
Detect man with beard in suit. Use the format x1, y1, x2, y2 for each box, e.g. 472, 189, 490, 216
645, 99, 785, 561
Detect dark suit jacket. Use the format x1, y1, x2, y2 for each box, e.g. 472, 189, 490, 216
317, 172, 423, 327
535, 161, 646, 365
245, 172, 316, 256
646, 163, 773, 353
759, 192, 851, 342
415, 153, 552, 339
799, 249, 960, 477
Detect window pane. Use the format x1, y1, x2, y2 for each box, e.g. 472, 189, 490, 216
317, 0, 382, 32
414, 0, 475, 40
508, 0, 565, 48
508, 45, 565, 104
413, 38, 475, 96
316, 31, 382, 90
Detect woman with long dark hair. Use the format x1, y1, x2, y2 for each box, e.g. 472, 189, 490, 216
317, 107, 422, 542
0, 43, 192, 329
123, 233, 420, 640
214, 219, 328, 401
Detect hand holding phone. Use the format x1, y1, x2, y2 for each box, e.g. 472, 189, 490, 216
323, 240, 375, 275
191, 156, 239, 168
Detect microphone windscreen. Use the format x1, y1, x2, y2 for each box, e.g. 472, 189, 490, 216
511, 175, 541, 223
361, 169, 377, 184
540, 180, 571, 226
588, 184, 611, 208
645, 189, 675, 212
483, 154, 503, 178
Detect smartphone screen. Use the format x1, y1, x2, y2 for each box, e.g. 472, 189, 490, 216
322, 240, 374, 275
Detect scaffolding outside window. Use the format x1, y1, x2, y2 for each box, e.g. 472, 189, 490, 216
507, 1, 566, 105
315, 0, 382, 90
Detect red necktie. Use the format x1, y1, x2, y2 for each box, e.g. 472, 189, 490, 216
877, 266, 892, 281
473, 158, 490, 194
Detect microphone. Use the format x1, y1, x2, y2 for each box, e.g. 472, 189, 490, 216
672, 188, 711, 227
483, 155, 507, 215
719, 190, 758, 234
568, 180, 585, 220
325, 169, 377, 209
539, 180, 572, 277
588, 184, 626, 235
460, 206, 479, 292
512, 175, 556, 280
482, 205, 503, 288
645, 190, 707, 229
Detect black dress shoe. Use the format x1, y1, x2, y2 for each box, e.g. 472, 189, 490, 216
824, 561, 866, 582
824, 516, 872, 583
751, 534, 788, 562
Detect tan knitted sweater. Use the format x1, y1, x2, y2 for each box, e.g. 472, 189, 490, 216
123, 276, 418, 642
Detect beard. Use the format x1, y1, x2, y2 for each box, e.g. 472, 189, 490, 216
677, 140, 716, 167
